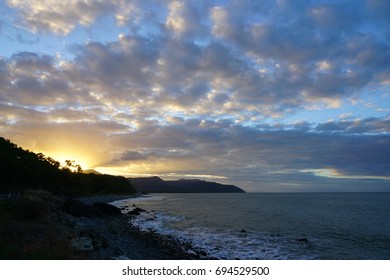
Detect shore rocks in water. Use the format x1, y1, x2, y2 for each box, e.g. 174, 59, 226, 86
127, 207, 146, 216
297, 238, 309, 242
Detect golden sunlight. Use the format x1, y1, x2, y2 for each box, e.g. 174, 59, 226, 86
51, 153, 91, 170
42, 146, 99, 171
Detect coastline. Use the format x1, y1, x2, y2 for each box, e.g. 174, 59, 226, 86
0, 192, 207, 260
63, 194, 207, 260
4, 192, 389, 260
76, 194, 141, 205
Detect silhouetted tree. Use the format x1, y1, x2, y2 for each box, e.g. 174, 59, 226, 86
63, 160, 83, 173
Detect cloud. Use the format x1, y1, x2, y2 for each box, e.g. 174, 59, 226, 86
1, 52, 78, 106
165, 0, 201, 36
7, 0, 117, 34
102, 118, 390, 181
72, 36, 160, 91
2, 1, 390, 191
2, 91, 389, 190
308, 2, 362, 32
210, 6, 236, 39
5, 1, 390, 116
11, 52, 53, 69
315, 117, 390, 134
120, 150, 147, 161
208, 0, 389, 104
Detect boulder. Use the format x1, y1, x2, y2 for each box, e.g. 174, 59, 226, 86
92, 202, 122, 216
63, 199, 96, 218
63, 200, 122, 218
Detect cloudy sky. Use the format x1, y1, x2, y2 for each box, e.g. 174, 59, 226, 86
0, 0, 389, 192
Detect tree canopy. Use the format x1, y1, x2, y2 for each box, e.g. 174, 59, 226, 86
0, 137, 136, 196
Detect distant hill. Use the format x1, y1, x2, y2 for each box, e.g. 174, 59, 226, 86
0, 136, 136, 196
129, 176, 245, 193
83, 169, 101, 175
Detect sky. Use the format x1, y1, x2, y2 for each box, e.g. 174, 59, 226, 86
0, 0, 389, 192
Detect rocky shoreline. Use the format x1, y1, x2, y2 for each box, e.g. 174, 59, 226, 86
1, 192, 211, 259
58, 196, 209, 260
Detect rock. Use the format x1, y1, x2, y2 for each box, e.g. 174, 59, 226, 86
63, 200, 122, 218
63, 199, 96, 218
70, 237, 93, 251
298, 238, 308, 242
127, 207, 146, 216
93, 202, 122, 216
198, 250, 207, 256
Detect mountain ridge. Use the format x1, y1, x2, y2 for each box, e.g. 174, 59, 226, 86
128, 176, 245, 193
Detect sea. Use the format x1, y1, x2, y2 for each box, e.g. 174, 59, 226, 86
111, 193, 390, 260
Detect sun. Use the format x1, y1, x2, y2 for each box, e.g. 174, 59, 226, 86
46, 149, 95, 171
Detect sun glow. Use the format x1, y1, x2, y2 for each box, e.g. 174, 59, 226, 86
49, 152, 91, 170
40, 145, 100, 171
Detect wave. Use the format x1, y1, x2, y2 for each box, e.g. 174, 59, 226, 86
112, 197, 317, 259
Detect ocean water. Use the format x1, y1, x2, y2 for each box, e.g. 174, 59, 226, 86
112, 193, 390, 260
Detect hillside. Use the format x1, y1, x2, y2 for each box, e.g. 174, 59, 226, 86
129, 176, 245, 193
0, 137, 136, 196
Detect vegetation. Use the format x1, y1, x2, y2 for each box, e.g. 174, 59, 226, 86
0, 190, 84, 259
0, 136, 136, 196
0, 137, 137, 259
